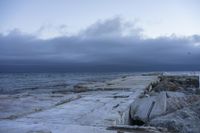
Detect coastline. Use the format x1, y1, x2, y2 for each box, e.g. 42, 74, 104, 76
0, 72, 199, 133
0, 74, 158, 133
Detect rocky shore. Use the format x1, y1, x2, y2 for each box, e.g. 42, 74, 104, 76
130, 75, 200, 133
0, 73, 200, 133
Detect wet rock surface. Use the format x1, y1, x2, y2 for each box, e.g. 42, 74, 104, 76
0, 75, 158, 133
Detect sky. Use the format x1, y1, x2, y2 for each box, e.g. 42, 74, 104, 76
0, 0, 200, 72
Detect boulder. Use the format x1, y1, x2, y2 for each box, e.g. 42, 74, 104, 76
130, 92, 167, 122
130, 91, 200, 123
150, 101, 200, 133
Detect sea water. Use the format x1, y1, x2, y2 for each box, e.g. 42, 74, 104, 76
0, 72, 137, 94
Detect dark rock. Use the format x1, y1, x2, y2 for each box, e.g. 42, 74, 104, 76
73, 84, 88, 93
152, 76, 199, 93
159, 76, 199, 88
153, 80, 181, 92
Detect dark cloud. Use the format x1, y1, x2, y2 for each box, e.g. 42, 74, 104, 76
0, 18, 200, 72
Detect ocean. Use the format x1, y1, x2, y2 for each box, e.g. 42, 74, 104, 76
0, 72, 138, 94
1, 71, 199, 94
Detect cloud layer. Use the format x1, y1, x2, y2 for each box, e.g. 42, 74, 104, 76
0, 18, 200, 72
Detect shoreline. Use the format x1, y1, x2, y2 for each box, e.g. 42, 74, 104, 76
0, 73, 199, 133
0, 74, 158, 133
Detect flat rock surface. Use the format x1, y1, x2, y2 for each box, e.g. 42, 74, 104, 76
0, 76, 158, 133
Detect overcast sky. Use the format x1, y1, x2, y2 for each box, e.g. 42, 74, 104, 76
0, 0, 200, 72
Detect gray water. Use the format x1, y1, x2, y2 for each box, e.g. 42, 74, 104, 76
0, 72, 138, 94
